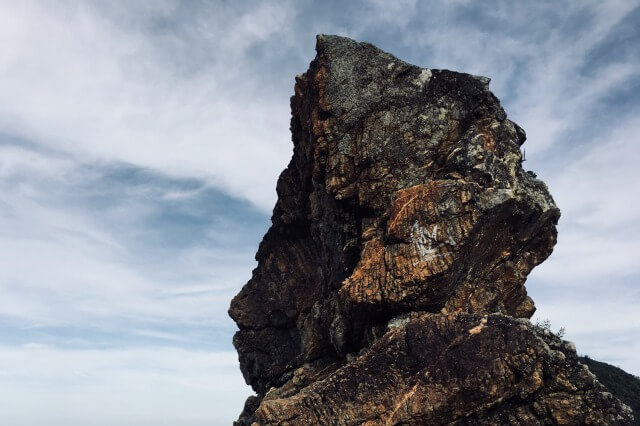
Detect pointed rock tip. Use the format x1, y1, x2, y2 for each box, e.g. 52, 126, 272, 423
473, 74, 491, 88
315, 34, 390, 59
316, 34, 358, 48
315, 34, 491, 89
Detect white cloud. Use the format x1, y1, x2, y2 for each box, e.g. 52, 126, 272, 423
526, 117, 640, 376
0, 143, 258, 328
528, 117, 640, 370
549, 120, 640, 230
0, 1, 297, 211
0, 345, 250, 426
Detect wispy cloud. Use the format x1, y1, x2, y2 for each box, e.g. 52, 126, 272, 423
0, 1, 298, 210
0, 345, 248, 426
0, 140, 266, 331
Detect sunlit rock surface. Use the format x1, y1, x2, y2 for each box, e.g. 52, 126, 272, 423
229, 35, 632, 425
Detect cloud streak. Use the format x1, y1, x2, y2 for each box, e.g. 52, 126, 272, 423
0, 1, 297, 210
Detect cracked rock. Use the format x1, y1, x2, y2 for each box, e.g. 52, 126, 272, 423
228, 35, 632, 425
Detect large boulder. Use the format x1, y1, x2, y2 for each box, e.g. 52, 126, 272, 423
229, 35, 632, 425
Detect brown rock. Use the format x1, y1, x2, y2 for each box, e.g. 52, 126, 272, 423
255, 313, 632, 425
228, 35, 632, 425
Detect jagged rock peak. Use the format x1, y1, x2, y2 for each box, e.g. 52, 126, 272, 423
229, 35, 632, 425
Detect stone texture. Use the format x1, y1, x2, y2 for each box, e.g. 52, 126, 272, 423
256, 313, 632, 425
229, 35, 633, 425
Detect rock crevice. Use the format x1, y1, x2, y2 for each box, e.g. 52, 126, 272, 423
229, 35, 633, 425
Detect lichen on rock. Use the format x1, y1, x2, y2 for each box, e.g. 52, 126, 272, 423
228, 35, 633, 425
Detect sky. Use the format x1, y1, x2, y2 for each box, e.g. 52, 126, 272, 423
0, 0, 639, 424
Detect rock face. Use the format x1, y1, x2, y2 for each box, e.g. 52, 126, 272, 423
229, 35, 633, 425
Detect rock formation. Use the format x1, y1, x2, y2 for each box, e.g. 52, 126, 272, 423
229, 35, 633, 425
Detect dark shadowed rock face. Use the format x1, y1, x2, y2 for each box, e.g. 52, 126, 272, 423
229, 35, 633, 425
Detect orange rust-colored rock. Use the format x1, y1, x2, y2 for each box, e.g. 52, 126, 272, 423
341, 181, 479, 308
229, 35, 633, 425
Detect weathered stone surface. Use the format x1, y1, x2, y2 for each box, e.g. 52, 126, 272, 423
229, 35, 632, 424
255, 314, 633, 425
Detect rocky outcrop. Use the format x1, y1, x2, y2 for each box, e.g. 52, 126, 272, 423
229, 35, 633, 425
256, 314, 629, 425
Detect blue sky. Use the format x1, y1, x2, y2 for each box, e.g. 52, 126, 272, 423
0, 1, 639, 424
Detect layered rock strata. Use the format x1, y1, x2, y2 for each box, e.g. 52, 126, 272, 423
229, 35, 633, 425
